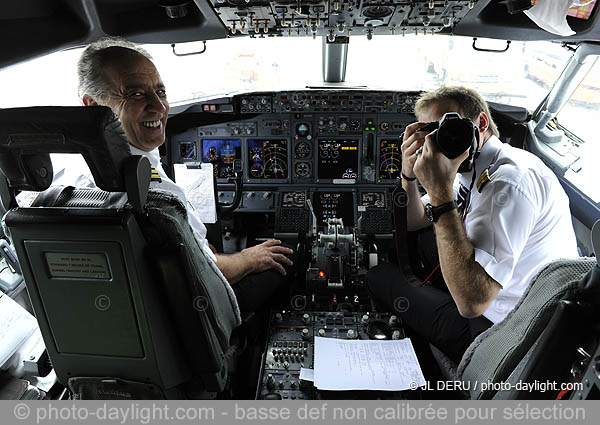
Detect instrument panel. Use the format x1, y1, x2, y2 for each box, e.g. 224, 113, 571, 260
170, 90, 419, 186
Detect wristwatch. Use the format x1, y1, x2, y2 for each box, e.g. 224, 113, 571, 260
425, 201, 458, 223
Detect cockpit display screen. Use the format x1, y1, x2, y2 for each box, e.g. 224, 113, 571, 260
317, 139, 359, 180
248, 139, 289, 180
378, 139, 401, 180
202, 139, 242, 179
313, 192, 354, 226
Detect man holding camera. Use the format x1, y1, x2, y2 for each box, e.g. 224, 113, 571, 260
367, 86, 578, 362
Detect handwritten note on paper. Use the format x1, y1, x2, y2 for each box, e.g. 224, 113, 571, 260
313, 336, 426, 391
173, 163, 217, 223
0, 294, 39, 367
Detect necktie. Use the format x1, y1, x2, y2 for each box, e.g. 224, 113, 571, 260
456, 183, 471, 220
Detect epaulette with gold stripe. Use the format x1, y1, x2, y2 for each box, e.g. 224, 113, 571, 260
150, 165, 162, 183
476, 168, 492, 192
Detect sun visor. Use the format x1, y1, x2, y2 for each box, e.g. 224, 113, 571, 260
0, 106, 132, 192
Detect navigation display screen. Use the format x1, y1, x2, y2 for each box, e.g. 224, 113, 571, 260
202, 139, 241, 179
317, 139, 359, 180
313, 192, 354, 226
248, 139, 289, 179
378, 139, 401, 180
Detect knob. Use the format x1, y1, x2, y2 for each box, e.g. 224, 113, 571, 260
347, 329, 357, 339
262, 192, 272, 199
301, 328, 310, 340
389, 315, 398, 326
290, 381, 297, 389
246, 192, 255, 199
361, 314, 369, 324
339, 122, 347, 131
279, 380, 284, 388
392, 330, 401, 340
233, 127, 241, 135
318, 329, 326, 337
302, 313, 311, 324
267, 374, 275, 388
246, 127, 253, 135
275, 313, 283, 323
218, 192, 225, 198
283, 361, 290, 369
261, 98, 267, 104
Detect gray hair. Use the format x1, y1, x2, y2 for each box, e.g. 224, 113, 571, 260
77, 37, 153, 103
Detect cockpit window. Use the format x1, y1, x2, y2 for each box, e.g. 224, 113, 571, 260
556, 58, 600, 203
345, 36, 570, 111
0, 36, 571, 110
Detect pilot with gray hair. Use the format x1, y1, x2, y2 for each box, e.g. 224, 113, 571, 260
55, 37, 294, 316
367, 86, 579, 362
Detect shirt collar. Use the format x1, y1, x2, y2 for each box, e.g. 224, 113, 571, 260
459, 135, 503, 187
129, 145, 161, 167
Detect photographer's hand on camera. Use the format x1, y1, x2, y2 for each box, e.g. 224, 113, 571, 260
414, 133, 470, 205
401, 122, 436, 231
400, 122, 430, 180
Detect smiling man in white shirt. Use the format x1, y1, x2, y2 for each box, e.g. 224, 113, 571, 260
367, 86, 579, 362
59, 37, 294, 316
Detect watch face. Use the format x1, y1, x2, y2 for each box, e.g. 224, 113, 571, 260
425, 204, 434, 222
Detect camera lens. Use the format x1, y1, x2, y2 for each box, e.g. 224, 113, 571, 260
436, 118, 475, 159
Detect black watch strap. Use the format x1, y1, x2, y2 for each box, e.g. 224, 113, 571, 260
425, 201, 458, 223
401, 172, 417, 182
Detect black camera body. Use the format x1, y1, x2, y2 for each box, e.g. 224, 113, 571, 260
419, 112, 480, 173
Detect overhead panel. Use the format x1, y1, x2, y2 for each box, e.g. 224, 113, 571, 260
209, 0, 477, 39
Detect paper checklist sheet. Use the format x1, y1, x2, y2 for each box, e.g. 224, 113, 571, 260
173, 163, 217, 224
313, 337, 426, 391
0, 294, 39, 367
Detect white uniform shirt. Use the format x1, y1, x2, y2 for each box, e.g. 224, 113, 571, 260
49, 149, 218, 263
424, 136, 578, 323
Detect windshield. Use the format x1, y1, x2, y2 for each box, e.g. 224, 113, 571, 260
0, 36, 571, 111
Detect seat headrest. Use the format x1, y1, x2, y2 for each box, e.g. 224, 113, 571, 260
0, 106, 132, 192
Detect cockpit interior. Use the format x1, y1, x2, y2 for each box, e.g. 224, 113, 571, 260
1, 0, 600, 402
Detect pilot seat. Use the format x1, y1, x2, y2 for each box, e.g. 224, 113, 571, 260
0, 106, 242, 399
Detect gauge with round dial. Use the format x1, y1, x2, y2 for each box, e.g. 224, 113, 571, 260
295, 141, 311, 159
296, 123, 310, 137
295, 162, 311, 178
250, 163, 264, 178
319, 141, 341, 159
319, 144, 330, 159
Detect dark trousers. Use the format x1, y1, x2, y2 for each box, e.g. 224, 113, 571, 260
367, 263, 493, 363
232, 243, 297, 318
233, 268, 288, 318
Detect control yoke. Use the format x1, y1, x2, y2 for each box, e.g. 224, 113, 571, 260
218, 159, 243, 214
